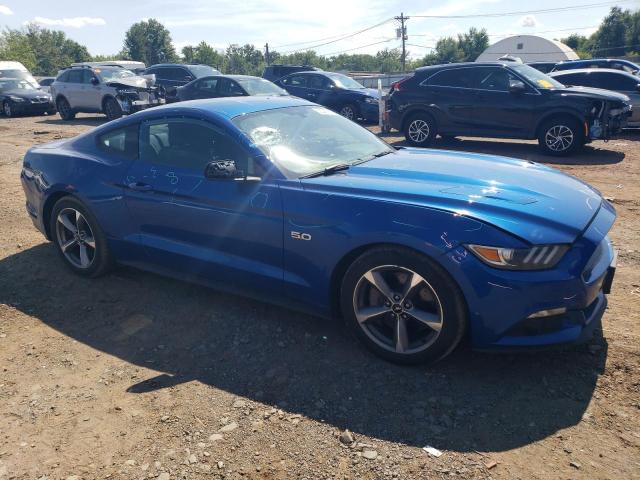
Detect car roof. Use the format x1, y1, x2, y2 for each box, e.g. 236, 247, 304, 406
415, 61, 518, 73
550, 68, 636, 76
136, 96, 314, 120
148, 64, 215, 68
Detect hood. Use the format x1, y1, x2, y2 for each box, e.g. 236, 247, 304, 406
552, 86, 630, 103
348, 87, 380, 99
2, 89, 51, 100
106, 76, 151, 89
300, 148, 603, 244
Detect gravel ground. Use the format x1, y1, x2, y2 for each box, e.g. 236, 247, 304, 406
0, 113, 639, 480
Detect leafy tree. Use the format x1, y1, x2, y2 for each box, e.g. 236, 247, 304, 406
123, 19, 178, 65
0, 29, 37, 71
591, 7, 630, 57
457, 27, 489, 61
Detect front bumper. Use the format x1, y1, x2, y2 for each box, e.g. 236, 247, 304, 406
11, 100, 54, 115
359, 101, 380, 122
446, 201, 616, 349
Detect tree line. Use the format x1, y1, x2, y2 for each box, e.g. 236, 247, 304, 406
0, 7, 637, 77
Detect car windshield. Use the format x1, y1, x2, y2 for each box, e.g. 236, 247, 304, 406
232, 105, 393, 178
510, 64, 565, 90
235, 77, 287, 96
189, 65, 221, 78
327, 73, 366, 90
0, 79, 37, 92
0, 70, 39, 88
95, 67, 137, 82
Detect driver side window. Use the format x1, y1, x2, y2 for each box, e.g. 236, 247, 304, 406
139, 118, 262, 177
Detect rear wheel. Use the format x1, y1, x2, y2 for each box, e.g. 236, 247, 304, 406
538, 117, 584, 156
404, 112, 437, 147
56, 97, 75, 120
104, 97, 122, 121
50, 197, 112, 277
340, 246, 467, 364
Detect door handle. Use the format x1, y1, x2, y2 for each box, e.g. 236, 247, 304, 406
128, 182, 153, 191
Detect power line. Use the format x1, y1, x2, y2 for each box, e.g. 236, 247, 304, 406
409, 0, 635, 18
280, 18, 394, 54
320, 39, 396, 57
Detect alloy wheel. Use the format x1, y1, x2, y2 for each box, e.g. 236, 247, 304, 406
3, 102, 11, 117
352, 265, 443, 354
544, 125, 574, 152
58, 100, 69, 117
55, 208, 96, 269
408, 119, 430, 143
339, 106, 355, 120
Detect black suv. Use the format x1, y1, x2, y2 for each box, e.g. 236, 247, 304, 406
262, 64, 321, 82
144, 64, 221, 89
387, 62, 632, 155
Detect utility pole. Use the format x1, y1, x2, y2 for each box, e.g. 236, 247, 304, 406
264, 43, 271, 66
395, 13, 408, 72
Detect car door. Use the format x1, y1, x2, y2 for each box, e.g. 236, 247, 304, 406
84, 69, 102, 109
122, 115, 284, 297
216, 78, 246, 97
420, 67, 480, 134
278, 74, 308, 99
189, 77, 219, 100
64, 69, 87, 108
305, 74, 337, 108
470, 66, 537, 137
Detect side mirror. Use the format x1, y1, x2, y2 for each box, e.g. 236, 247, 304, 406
185, 75, 194, 82
509, 79, 526, 93
204, 160, 244, 180
91, 77, 99, 85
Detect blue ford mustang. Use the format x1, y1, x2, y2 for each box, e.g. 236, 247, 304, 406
20, 96, 616, 364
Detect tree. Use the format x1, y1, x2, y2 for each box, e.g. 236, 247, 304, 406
123, 19, 177, 65
591, 7, 630, 57
457, 27, 489, 62
0, 29, 37, 71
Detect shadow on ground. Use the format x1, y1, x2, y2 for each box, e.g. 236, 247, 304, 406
379, 133, 628, 166
36, 116, 107, 127
0, 244, 607, 453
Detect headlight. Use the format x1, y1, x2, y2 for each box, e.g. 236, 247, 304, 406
466, 244, 569, 270
9, 96, 25, 102
364, 96, 378, 104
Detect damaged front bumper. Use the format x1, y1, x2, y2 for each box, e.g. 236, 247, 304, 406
115, 87, 165, 114
587, 100, 632, 141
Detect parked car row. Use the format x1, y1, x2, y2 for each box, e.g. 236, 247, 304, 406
385, 61, 634, 156
526, 58, 640, 74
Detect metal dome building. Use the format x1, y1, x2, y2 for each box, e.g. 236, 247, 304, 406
476, 35, 579, 63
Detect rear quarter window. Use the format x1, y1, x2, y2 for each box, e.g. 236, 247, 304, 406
96, 124, 139, 160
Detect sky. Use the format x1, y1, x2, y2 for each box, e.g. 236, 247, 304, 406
0, 0, 635, 58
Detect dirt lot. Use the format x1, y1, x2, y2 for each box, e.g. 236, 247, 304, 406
0, 113, 639, 480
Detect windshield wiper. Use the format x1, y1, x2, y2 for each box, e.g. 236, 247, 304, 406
301, 163, 351, 179
353, 150, 394, 165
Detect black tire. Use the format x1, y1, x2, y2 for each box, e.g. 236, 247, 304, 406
338, 103, 359, 121
56, 97, 76, 120
340, 246, 467, 365
104, 97, 122, 121
3, 100, 14, 117
537, 116, 584, 156
50, 196, 113, 278
404, 112, 437, 147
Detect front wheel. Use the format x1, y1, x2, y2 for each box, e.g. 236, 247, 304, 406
340, 247, 467, 364
50, 196, 113, 277
3, 101, 14, 117
339, 103, 358, 121
538, 117, 584, 156
404, 113, 437, 147
104, 97, 122, 121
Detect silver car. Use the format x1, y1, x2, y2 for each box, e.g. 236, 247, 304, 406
550, 68, 640, 127
50, 66, 165, 121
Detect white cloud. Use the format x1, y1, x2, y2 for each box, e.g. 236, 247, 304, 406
520, 15, 538, 28
0, 4, 13, 15
28, 16, 106, 28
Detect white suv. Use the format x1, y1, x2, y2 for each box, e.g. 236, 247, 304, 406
51, 65, 165, 121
